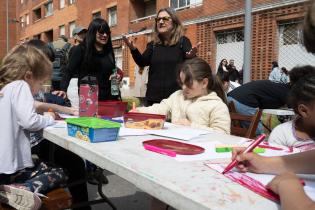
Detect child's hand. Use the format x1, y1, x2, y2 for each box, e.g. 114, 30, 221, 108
266, 172, 301, 195
231, 147, 269, 173
44, 111, 56, 120
69, 107, 79, 116
52, 90, 67, 99
173, 119, 191, 126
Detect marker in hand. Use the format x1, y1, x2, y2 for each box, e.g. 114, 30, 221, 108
222, 134, 266, 174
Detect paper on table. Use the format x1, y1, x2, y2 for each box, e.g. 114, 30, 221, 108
119, 127, 147, 136
175, 141, 232, 162
46, 120, 67, 129
58, 113, 78, 119
144, 126, 211, 141
207, 163, 315, 202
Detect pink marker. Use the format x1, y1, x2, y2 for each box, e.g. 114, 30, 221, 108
222, 134, 266, 174
143, 144, 176, 157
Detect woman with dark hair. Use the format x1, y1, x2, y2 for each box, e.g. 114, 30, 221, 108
216, 58, 228, 79
123, 7, 200, 106
58, 18, 121, 101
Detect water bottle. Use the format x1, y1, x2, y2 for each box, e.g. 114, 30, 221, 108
111, 68, 119, 96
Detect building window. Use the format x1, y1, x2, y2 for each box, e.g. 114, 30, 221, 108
280, 23, 300, 45
216, 30, 244, 44
25, 14, 29, 25
20, 16, 25, 28
45, 1, 53, 17
92, 11, 101, 19
69, 0, 75, 5
69, 21, 76, 38
108, 6, 117, 27
114, 47, 123, 69
33, 7, 42, 22
170, 0, 202, 9
60, 0, 65, 9
59, 25, 65, 36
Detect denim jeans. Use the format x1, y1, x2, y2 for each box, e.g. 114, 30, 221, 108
227, 96, 264, 135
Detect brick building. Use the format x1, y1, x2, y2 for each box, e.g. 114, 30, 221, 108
1, 0, 310, 85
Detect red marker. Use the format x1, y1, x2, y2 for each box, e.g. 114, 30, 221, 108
222, 134, 266, 174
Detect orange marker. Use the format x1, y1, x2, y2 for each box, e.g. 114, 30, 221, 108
48, 108, 54, 112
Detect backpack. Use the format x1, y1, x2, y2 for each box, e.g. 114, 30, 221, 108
50, 42, 71, 81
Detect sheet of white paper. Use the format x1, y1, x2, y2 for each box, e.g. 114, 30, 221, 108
58, 113, 78, 119
208, 163, 315, 202
144, 126, 211, 141
119, 127, 147, 136
46, 120, 67, 129
175, 141, 232, 161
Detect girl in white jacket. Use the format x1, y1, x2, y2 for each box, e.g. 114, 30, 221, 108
137, 57, 230, 134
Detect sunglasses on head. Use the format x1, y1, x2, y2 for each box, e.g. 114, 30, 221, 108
155, 16, 172, 22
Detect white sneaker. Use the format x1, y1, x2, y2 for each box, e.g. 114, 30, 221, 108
0, 185, 42, 210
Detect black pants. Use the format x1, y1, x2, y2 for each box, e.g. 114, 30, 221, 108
33, 140, 91, 210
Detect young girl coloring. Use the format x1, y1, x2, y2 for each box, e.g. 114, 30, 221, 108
136, 57, 230, 134
0, 45, 67, 210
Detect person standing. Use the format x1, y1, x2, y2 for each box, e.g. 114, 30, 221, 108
216, 58, 228, 79
134, 65, 148, 106
123, 7, 200, 106
50, 35, 71, 91
67, 26, 87, 108
227, 59, 240, 83
57, 18, 121, 101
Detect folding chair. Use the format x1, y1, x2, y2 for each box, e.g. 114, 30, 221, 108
228, 101, 262, 139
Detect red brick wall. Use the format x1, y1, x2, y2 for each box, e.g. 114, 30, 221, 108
0, 0, 17, 59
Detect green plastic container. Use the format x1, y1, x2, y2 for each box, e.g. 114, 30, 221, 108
65, 117, 121, 142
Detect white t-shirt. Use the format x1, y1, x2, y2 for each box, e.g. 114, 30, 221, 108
268, 120, 314, 147
0, 80, 54, 174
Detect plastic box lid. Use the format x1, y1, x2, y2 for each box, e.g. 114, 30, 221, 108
66, 117, 121, 129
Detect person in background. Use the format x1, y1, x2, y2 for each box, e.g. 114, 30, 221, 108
67, 26, 87, 108
279, 67, 290, 84
72, 26, 87, 47
227, 59, 240, 83
227, 79, 290, 134
232, 2, 315, 210
269, 61, 289, 84
57, 18, 122, 101
50, 35, 72, 91
218, 71, 241, 93
0, 45, 67, 210
216, 58, 228, 79
135, 57, 230, 134
123, 7, 200, 106
134, 65, 149, 106
268, 66, 315, 147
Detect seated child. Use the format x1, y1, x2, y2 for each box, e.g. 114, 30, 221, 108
136, 57, 230, 134
0, 45, 68, 210
268, 66, 315, 148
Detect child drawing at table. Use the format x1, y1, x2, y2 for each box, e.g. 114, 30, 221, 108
136, 57, 230, 134
0, 45, 68, 210
268, 66, 315, 148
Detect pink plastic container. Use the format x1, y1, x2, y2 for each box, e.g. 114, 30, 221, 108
98, 101, 128, 118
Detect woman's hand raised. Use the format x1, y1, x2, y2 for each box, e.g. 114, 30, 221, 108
122, 35, 136, 50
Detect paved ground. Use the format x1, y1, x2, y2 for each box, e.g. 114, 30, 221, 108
88, 171, 152, 210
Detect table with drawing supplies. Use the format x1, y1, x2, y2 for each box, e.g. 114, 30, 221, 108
43, 117, 315, 210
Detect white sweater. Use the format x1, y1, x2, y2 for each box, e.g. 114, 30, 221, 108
0, 80, 54, 174
138, 90, 230, 134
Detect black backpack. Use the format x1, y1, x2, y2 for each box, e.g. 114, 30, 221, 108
50, 42, 71, 81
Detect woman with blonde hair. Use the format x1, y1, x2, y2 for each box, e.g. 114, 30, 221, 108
123, 7, 200, 105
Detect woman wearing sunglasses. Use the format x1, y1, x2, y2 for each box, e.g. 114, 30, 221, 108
123, 7, 201, 106
57, 18, 122, 101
